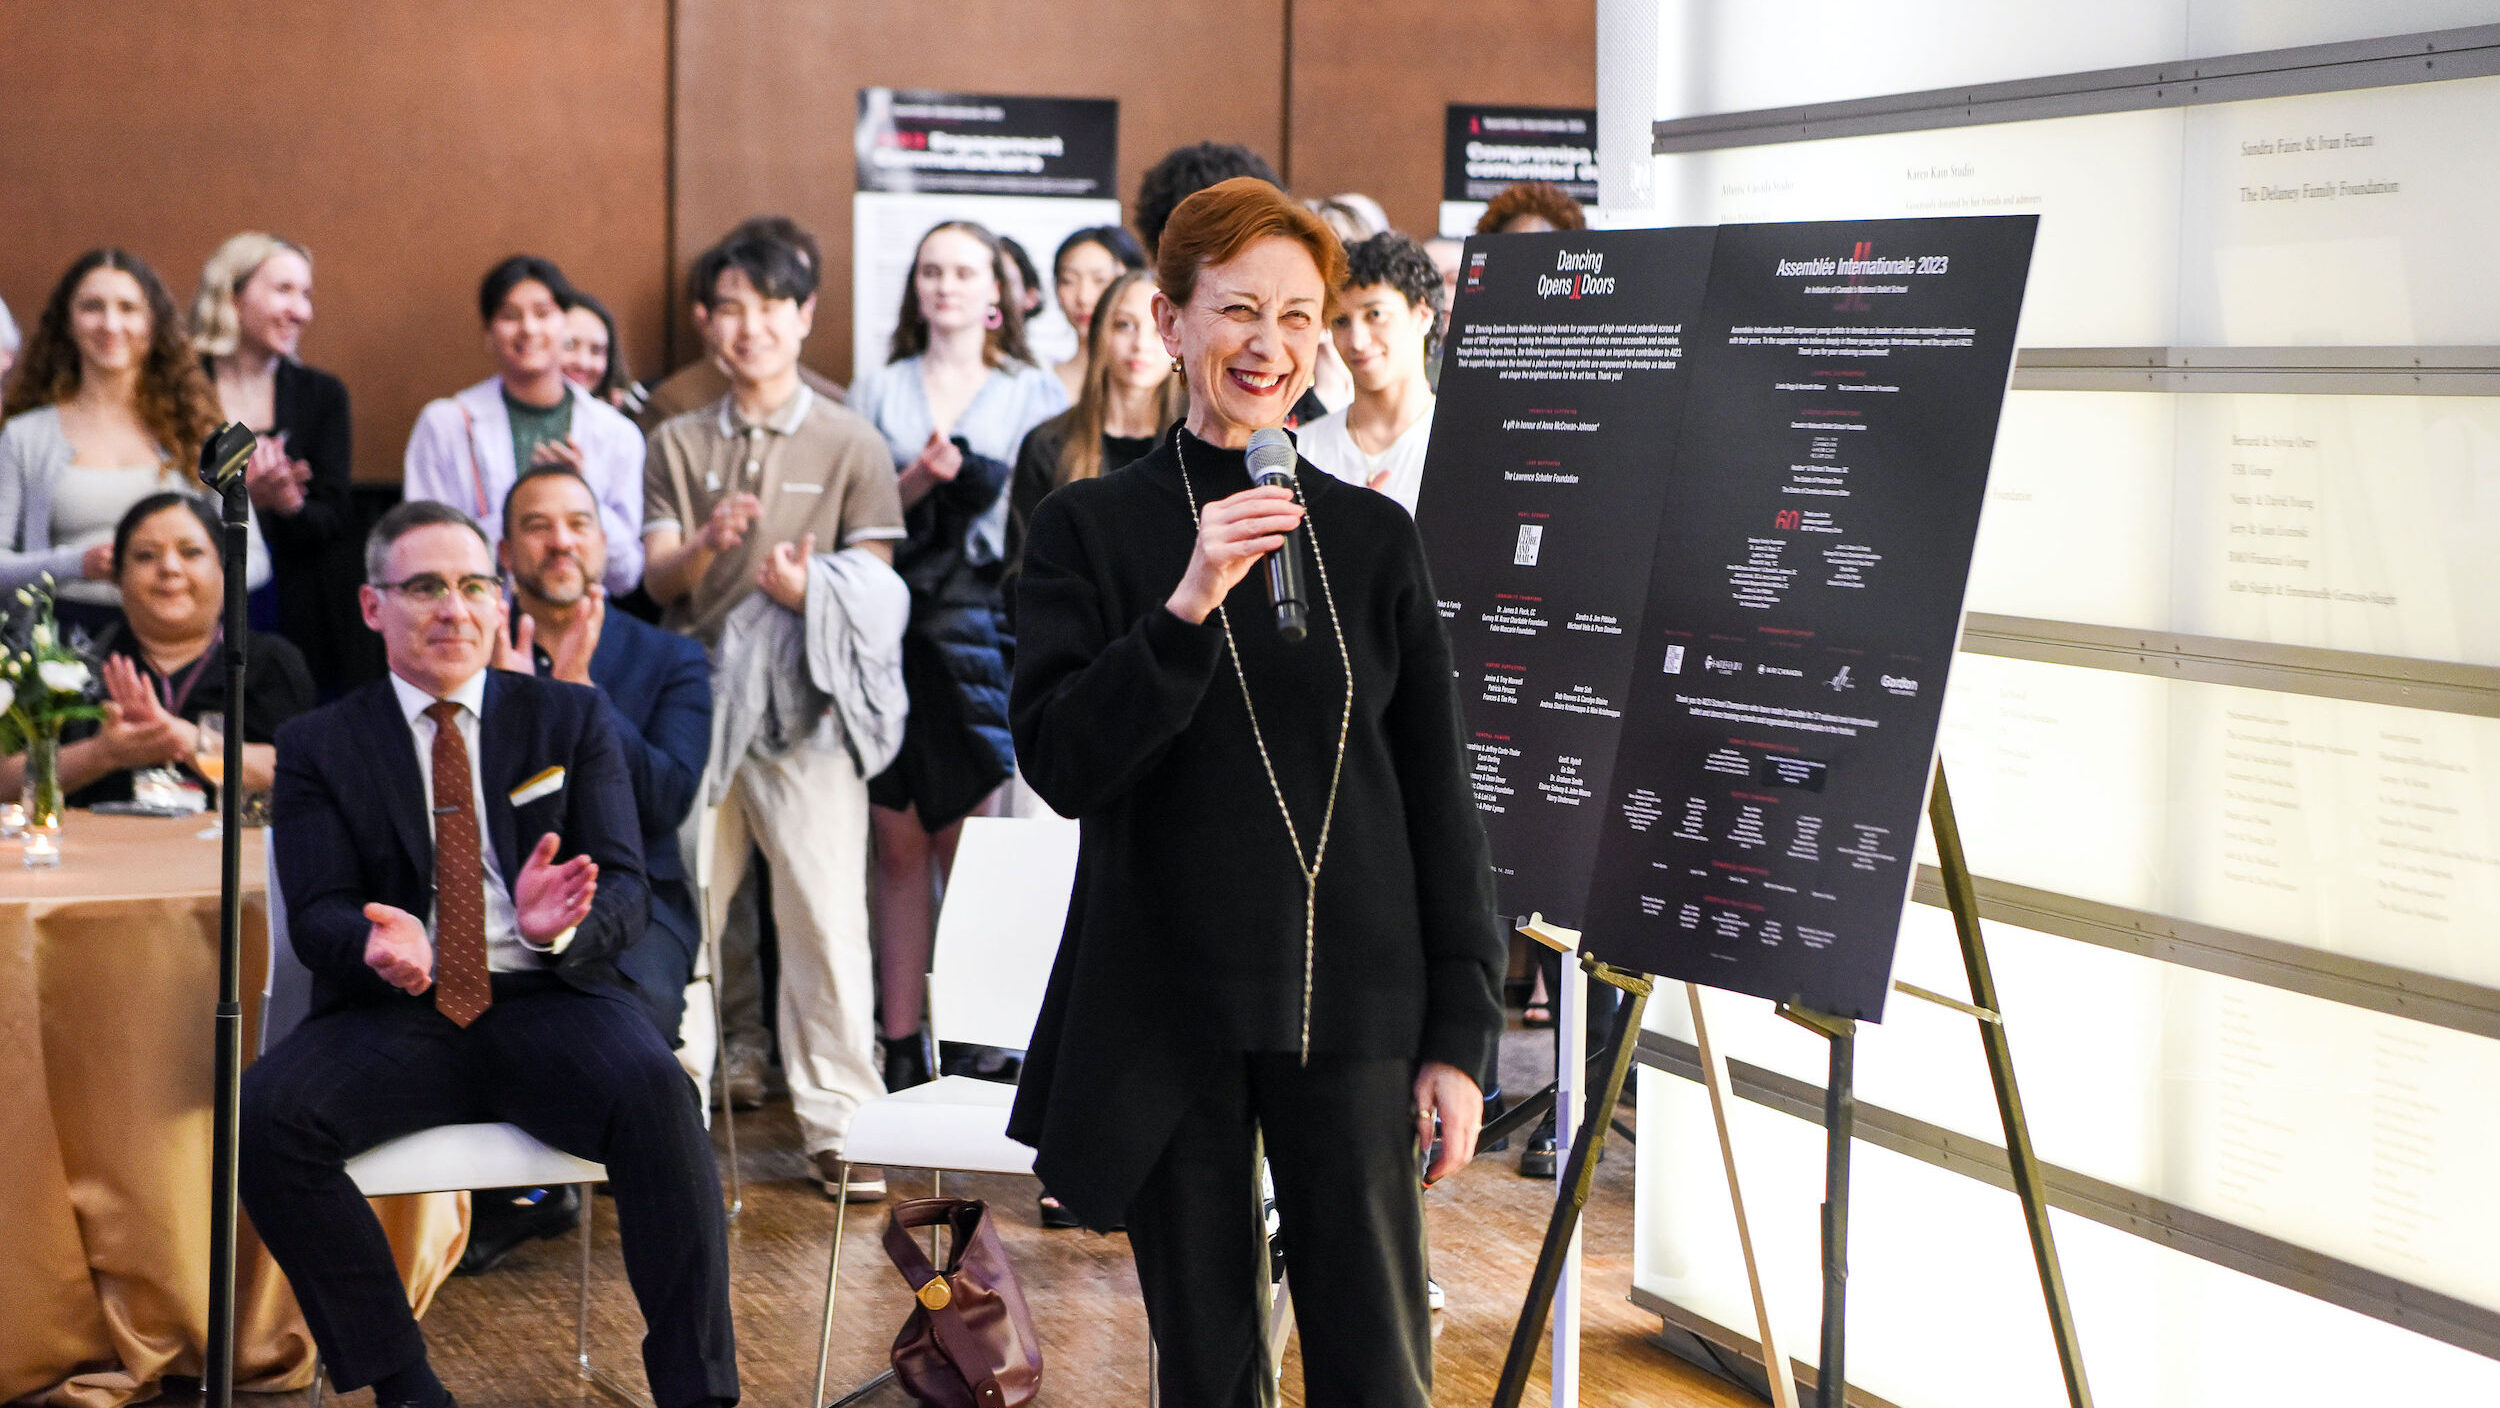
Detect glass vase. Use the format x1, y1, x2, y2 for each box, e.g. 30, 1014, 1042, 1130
22, 729, 62, 867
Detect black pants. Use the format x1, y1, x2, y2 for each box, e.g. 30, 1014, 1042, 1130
1124, 1053, 1431, 1408
239, 973, 736, 1407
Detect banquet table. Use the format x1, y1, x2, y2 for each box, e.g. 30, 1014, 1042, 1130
2, 812, 467, 1408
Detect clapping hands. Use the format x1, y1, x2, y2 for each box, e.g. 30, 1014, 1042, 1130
362, 902, 433, 994
97, 654, 195, 768
757, 533, 816, 612
514, 832, 598, 945
243, 433, 311, 515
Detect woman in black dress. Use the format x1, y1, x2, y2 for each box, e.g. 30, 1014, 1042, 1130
1008, 177, 1505, 1406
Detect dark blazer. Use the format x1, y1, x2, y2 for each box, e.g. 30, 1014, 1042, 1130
577, 611, 709, 990
579, 611, 709, 889
272, 668, 649, 1018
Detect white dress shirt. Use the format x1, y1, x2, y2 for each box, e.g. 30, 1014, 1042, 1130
389, 670, 555, 972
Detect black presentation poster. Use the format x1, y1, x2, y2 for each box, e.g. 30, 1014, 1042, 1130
1581, 216, 2037, 1019
1413, 226, 1718, 929
1416, 215, 2037, 1019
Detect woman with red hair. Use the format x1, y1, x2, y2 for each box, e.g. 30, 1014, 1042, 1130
1006, 177, 1505, 1405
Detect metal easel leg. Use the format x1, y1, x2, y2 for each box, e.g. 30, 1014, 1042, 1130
1772, 1002, 1856, 1408
1490, 955, 1653, 1408
1927, 764, 2095, 1408
1689, 984, 1803, 1408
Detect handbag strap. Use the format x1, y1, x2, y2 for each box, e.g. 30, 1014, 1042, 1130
883, 1199, 1036, 1408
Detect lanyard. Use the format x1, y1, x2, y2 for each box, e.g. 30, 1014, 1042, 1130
154, 622, 224, 717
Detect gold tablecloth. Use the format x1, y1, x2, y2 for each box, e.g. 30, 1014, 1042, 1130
1, 813, 468, 1407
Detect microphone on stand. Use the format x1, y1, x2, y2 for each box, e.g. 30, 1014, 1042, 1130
194, 420, 255, 1408
1245, 426, 1309, 644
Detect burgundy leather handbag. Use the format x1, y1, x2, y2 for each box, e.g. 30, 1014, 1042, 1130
882, 1198, 1044, 1408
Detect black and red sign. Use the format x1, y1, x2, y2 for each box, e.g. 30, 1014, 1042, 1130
1418, 216, 2037, 1018
1444, 105, 1599, 204
856, 89, 1118, 198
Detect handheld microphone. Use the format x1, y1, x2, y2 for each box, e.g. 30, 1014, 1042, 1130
1245, 427, 1309, 643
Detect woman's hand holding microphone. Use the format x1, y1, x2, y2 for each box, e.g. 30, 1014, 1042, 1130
1165, 485, 1303, 625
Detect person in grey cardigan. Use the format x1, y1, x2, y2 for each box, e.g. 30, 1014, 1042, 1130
2, 248, 268, 632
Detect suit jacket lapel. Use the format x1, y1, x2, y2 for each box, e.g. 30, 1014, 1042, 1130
481, 669, 524, 880
362, 682, 432, 884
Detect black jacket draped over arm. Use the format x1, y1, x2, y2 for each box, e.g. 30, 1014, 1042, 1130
1005, 427, 1504, 1227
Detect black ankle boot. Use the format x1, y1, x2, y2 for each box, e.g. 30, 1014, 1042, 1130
1519, 1112, 1558, 1179
882, 1030, 935, 1091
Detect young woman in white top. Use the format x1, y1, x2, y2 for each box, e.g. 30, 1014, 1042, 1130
1297, 232, 1445, 515
848, 219, 1067, 1090
0, 248, 266, 635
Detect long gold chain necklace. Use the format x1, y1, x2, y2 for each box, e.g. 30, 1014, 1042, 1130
1175, 428, 1354, 1063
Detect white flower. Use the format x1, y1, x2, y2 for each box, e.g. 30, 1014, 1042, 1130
0, 681, 13, 716
37, 660, 89, 693
32, 623, 53, 649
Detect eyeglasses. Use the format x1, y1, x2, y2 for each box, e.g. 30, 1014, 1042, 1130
375, 573, 502, 605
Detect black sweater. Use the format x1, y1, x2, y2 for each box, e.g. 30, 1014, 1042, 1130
1006, 426, 1505, 1225
202, 356, 379, 693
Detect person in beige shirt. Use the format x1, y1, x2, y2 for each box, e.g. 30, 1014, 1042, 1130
643, 232, 904, 1203
634, 215, 845, 434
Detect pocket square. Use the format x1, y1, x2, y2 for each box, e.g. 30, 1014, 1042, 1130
509, 766, 566, 807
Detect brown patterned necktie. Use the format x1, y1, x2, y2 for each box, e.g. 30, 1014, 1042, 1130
424, 700, 492, 1027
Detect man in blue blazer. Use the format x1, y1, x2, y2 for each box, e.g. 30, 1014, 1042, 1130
497, 463, 712, 1042
240, 501, 733, 1408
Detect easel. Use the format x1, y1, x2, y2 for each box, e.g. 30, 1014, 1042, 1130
1485, 761, 2095, 1408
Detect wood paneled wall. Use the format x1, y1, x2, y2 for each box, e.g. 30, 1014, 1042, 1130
1287, 0, 1599, 239
670, 0, 1293, 387
0, 0, 671, 486
0, 0, 1588, 481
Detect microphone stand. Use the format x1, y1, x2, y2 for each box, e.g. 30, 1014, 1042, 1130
199, 424, 255, 1408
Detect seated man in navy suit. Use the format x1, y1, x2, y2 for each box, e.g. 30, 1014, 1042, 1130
452, 464, 715, 1274
240, 501, 733, 1408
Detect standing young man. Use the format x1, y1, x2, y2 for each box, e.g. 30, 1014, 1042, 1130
643, 234, 907, 1202
1297, 232, 1445, 515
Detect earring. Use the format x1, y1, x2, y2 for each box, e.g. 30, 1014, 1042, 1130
983, 306, 1004, 331
1171, 356, 1184, 375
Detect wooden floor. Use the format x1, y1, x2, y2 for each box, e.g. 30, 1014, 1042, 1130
186, 1022, 1759, 1408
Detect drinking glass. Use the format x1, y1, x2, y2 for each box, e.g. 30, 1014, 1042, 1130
194, 712, 226, 839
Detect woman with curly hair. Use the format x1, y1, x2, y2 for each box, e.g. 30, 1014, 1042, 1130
2, 247, 266, 634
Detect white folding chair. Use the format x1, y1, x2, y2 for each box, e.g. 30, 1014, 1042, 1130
812, 815, 1079, 1408
259, 838, 648, 1408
